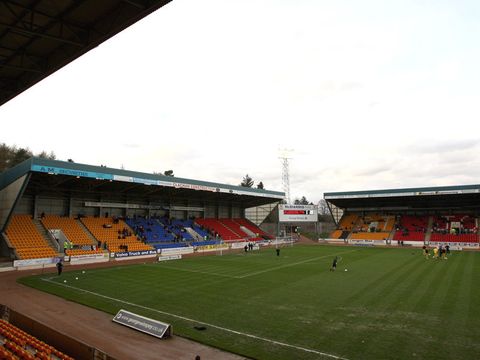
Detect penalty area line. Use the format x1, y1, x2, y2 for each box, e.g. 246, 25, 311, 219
42, 278, 349, 360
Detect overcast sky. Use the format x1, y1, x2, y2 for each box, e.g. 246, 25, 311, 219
1, 0, 480, 204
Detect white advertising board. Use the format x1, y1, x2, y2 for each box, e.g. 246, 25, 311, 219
279, 204, 318, 222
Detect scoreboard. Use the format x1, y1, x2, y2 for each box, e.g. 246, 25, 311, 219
279, 204, 318, 222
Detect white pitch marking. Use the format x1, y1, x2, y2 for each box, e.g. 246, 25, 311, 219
42, 278, 349, 360
156, 265, 239, 279
235, 249, 358, 279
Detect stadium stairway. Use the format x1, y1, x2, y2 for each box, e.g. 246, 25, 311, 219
76, 218, 98, 244
185, 227, 203, 241
33, 219, 58, 251
425, 216, 434, 242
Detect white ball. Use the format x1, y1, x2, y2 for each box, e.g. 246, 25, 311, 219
63, 280, 67, 283
345, 269, 348, 272
75, 277, 79, 280
82, 270, 85, 274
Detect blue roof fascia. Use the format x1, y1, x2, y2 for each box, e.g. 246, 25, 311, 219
28, 158, 285, 199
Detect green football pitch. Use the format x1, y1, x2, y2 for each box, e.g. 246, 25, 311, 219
19, 245, 480, 360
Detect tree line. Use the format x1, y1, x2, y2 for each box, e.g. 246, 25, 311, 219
0, 143, 56, 173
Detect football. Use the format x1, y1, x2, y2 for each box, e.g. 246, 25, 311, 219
345, 269, 348, 272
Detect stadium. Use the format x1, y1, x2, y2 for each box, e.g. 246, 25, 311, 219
1, 159, 480, 360
1, 1, 480, 360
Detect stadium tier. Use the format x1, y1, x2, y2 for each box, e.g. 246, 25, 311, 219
393, 215, 429, 242
41, 215, 94, 246
0, 319, 73, 360
393, 231, 426, 242
125, 217, 176, 243
80, 217, 153, 253
188, 221, 210, 239
4, 215, 58, 259
194, 218, 270, 241
40, 215, 103, 256
430, 233, 478, 242
334, 214, 395, 241
337, 214, 359, 231
431, 214, 478, 242
233, 218, 273, 239
170, 219, 195, 241
331, 212, 479, 243
195, 218, 243, 241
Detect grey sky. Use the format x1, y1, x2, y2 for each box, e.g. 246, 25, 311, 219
1, 0, 479, 204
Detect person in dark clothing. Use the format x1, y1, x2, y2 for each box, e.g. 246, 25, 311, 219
56, 260, 63, 276
276, 248, 280, 256
330, 256, 338, 271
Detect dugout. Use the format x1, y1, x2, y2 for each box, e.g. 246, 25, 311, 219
0, 157, 284, 258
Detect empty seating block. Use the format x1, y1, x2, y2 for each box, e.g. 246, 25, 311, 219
195, 219, 244, 241
41, 215, 95, 246
5, 215, 58, 259
233, 218, 273, 240
41, 215, 104, 256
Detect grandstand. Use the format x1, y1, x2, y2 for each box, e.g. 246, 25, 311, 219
325, 185, 480, 247
4, 215, 58, 260
0, 157, 282, 264
0, 157, 282, 359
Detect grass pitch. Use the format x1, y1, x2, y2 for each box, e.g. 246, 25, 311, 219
19, 245, 480, 360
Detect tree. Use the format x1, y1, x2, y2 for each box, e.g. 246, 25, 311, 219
257, 181, 264, 189
0, 143, 57, 172
240, 174, 254, 187
164, 170, 174, 177
294, 196, 310, 205
11, 147, 32, 166
317, 199, 330, 215
37, 151, 56, 160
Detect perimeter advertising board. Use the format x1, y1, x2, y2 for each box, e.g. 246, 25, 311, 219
113, 309, 172, 338
279, 204, 318, 222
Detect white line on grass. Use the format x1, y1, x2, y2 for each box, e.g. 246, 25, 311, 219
42, 278, 349, 360
156, 249, 358, 280
235, 249, 358, 279
156, 265, 239, 279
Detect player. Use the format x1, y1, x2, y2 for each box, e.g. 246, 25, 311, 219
276, 248, 280, 256
330, 256, 338, 271
56, 260, 63, 275
422, 245, 429, 259
441, 246, 448, 260
433, 247, 439, 259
